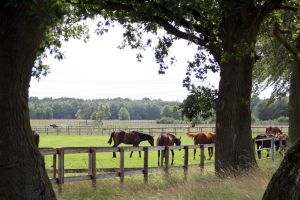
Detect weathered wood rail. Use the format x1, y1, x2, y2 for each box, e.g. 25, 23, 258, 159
40, 144, 215, 193
34, 125, 288, 136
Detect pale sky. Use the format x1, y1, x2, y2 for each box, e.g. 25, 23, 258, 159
29, 20, 271, 102
29, 22, 219, 102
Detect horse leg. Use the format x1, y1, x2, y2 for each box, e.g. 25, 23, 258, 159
194, 148, 196, 160
171, 150, 174, 165
112, 143, 119, 158
256, 143, 261, 159
112, 145, 118, 158
158, 150, 160, 166
208, 147, 212, 160
161, 150, 164, 167
130, 145, 136, 158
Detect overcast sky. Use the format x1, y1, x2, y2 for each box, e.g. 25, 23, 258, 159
29, 22, 220, 102
29, 20, 271, 102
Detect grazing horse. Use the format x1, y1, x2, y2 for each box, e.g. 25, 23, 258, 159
266, 126, 283, 135
32, 130, 40, 147
274, 134, 288, 155
186, 132, 215, 160
255, 133, 288, 159
107, 130, 154, 158
156, 133, 181, 166
50, 124, 58, 128
255, 134, 272, 159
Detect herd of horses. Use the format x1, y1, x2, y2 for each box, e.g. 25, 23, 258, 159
107, 130, 216, 165
31, 125, 288, 164
255, 126, 288, 159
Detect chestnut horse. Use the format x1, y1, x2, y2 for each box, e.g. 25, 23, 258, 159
156, 133, 181, 166
32, 130, 40, 147
266, 126, 283, 135
186, 132, 215, 160
107, 130, 154, 158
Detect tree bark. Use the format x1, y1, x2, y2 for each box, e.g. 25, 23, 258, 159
288, 35, 300, 145
0, 3, 56, 199
262, 138, 300, 200
215, 11, 263, 174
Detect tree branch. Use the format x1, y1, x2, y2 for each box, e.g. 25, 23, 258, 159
273, 23, 300, 63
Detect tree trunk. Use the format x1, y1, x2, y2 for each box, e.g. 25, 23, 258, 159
215, 12, 263, 174
262, 138, 300, 200
0, 3, 56, 199
288, 36, 300, 145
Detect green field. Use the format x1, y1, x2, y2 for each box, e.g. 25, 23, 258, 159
41, 134, 214, 170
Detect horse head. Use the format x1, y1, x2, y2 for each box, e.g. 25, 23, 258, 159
147, 135, 154, 146
174, 136, 181, 146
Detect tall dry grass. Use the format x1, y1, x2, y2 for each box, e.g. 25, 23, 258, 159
57, 159, 280, 200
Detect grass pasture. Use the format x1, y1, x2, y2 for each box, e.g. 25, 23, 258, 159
40, 134, 214, 172
33, 120, 283, 199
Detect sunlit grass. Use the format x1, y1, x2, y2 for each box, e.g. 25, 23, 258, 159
56, 159, 280, 200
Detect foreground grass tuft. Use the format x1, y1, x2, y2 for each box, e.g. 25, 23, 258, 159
57, 159, 280, 200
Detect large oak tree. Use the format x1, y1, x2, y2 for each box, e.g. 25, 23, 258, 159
88, 0, 289, 174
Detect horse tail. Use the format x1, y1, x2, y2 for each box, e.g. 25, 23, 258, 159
186, 132, 198, 138
108, 132, 115, 144
278, 128, 283, 134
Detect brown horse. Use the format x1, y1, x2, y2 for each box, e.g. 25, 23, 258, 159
156, 133, 181, 166
107, 130, 154, 158
266, 126, 283, 135
186, 132, 215, 160
32, 130, 40, 147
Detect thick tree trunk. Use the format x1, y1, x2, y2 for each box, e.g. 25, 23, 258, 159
288, 36, 300, 145
0, 3, 56, 199
262, 138, 300, 200
215, 13, 263, 174
263, 33, 300, 200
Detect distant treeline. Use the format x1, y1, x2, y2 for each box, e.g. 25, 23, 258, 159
29, 97, 182, 121
29, 96, 289, 123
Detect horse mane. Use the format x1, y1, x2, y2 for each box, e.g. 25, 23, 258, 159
167, 133, 178, 139
132, 131, 152, 140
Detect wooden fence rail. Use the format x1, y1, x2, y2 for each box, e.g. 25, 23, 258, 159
40, 144, 215, 193
34, 125, 288, 136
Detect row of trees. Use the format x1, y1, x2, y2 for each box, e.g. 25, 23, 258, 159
29, 97, 181, 121
29, 96, 289, 123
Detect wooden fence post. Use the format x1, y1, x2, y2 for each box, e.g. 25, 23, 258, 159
271, 136, 275, 161
184, 146, 189, 180
88, 148, 97, 188
143, 147, 149, 184
119, 148, 125, 186
200, 145, 205, 172
58, 148, 65, 194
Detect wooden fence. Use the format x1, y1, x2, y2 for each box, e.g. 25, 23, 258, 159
254, 136, 287, 161
39, 135, 287, 194
33, 125, 288, 136
40, 144, 214, 193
